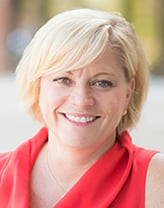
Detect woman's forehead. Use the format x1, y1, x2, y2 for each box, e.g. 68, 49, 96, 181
42, 46, 123, 79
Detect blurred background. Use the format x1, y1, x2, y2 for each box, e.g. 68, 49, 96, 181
0, 0, 164, 152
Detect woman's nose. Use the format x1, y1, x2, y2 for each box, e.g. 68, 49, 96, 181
69, 85, 95, 108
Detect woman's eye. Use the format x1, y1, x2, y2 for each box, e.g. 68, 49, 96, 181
53, 77, 72, 85
90, 80, 113, 88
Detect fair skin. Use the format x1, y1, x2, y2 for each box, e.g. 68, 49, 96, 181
39, 47, 133, 152
30, 46, 134, 207
29, 46, 164, 207
145, 153, 164, 208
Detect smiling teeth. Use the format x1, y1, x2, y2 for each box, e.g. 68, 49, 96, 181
65, 114, 96, 123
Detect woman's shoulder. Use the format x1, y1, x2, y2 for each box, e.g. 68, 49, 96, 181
0, 127, 48, 174
0, 143, 29, 176
145, 153, 164, 208
0, 151, 13, 170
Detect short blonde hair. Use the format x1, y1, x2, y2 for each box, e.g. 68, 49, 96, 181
16, 8, 149, 134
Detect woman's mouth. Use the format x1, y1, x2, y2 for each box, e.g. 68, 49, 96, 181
63, 113, 100, 124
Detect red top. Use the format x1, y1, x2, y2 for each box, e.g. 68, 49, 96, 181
0, 127, 158, 208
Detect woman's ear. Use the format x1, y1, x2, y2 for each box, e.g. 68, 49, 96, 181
130, 78, 135, 92
127, 78, 135, 99
123, 78, 135, 115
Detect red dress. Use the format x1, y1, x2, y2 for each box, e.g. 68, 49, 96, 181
0, 127, 157, 208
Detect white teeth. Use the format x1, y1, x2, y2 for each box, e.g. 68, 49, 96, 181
65, 114, 96, 123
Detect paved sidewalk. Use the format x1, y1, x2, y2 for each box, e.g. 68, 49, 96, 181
0, 74, 164, 152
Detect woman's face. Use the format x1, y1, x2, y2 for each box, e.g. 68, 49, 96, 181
39, 47, 133, 149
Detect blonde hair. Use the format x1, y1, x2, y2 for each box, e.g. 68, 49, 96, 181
16, 8, 149, 134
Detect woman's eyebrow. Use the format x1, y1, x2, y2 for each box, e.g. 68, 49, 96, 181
92, 72, 115, 78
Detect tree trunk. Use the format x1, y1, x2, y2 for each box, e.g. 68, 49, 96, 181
0, 0, 11, 74
154, 0, 164, 75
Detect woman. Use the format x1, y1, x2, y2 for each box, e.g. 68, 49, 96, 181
0, 8, 164, 208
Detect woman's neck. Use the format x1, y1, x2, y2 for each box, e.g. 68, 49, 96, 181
46, 130, 116, 184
